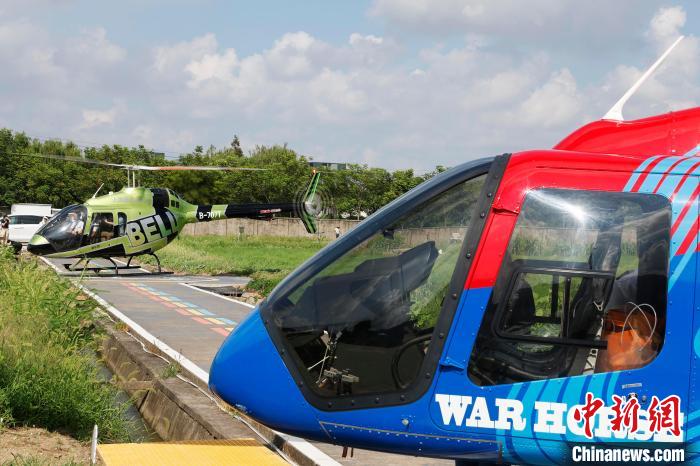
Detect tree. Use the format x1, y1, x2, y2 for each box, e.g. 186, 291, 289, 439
0, 128, 450, 217
230, 135, 244, 157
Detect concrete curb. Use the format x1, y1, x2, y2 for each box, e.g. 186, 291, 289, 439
100, 321, 254, 442
98, 316, 342, 466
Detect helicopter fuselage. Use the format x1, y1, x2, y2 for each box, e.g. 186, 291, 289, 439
27, 171, 321, 260
27, 187, 189, 258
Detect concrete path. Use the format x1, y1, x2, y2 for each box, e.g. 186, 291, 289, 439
43, 257, 450, 466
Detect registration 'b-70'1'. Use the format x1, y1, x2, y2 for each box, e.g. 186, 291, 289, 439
198, 211, 222, 220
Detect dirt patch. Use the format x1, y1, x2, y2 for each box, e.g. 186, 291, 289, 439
0, 427, 93, 465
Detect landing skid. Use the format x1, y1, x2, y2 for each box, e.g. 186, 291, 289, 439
63, 254, 170, 275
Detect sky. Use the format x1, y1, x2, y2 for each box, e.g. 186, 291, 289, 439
1, 1, 699, 172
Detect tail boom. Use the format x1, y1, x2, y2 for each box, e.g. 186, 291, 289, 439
194, 203, 296, 222
187, 171, 322, 233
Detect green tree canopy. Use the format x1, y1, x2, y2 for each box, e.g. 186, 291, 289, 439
0, 129, 443, 217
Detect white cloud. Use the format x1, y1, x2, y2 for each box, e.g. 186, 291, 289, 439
648, 6, 686, 48
153, 33, 218, 74
518, 69, 582, 128
78, 104, 121, 129
66, 27, 126, 65
79, 109, 114, 129
0, 19, 63, 82
310, 69, 369, 121
265, 32, 319, 78
186, 49, 238, 88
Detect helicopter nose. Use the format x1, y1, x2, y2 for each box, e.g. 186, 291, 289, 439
27, 234, 54, 255
209, 309, 325, 440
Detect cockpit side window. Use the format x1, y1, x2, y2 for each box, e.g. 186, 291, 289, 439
468, 189, 671, 386
269, 171, 489, 399
36, 204, 88, 251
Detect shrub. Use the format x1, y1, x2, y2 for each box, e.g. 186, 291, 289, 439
0, 387, 13, 427
0, 253, 131, 442
248, 270, 288, 295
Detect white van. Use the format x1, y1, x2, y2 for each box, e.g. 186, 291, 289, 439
8, 204, 53, 243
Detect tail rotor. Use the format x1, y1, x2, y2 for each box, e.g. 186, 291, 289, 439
295, 170, 330, 234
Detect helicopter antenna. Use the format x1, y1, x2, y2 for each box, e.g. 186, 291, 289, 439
92, 183, 104, 198
603, 35, 684, 121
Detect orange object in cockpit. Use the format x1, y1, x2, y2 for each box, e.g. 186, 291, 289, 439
595, 307, 663, 373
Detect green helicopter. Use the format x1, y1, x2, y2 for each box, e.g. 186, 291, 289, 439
26, 154, 321, 273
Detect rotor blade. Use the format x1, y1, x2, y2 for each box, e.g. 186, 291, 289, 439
19, 152, 131, 168
15, 152, 266, 171
132, 165, 267, 171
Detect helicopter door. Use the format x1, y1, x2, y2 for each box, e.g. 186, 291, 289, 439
88, 212, 115, 244
431, 171, 694, 450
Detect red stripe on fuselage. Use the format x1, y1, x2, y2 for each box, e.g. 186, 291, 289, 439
671, 183, 700, 236
668, 160, 700, 203
652, 157, 687, 193
677, 219, 699, 256
630, 156, 671, 192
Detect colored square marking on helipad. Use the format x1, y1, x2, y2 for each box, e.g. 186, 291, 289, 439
212, 327, 230, 337
191, 317, 211, 325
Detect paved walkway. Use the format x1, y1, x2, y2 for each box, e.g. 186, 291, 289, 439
44, 257, 450, 466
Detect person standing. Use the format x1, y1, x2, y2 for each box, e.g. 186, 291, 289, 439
334, 226, 341, 239
0, 215, 9, 245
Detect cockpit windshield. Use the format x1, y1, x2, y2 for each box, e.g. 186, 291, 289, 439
36, 204, 87, 251
264, 159, 493, 400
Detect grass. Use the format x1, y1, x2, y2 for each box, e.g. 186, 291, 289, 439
160, 362, 180, 379
140, 235, 329, 294
0, 246, 132, 442
1, 458, 84, 466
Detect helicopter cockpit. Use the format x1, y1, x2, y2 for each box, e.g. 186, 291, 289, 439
263, 159, 492, 404
32, 204, 87, 253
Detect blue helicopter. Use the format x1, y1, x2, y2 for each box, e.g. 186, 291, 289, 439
209, 38, 698, 465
